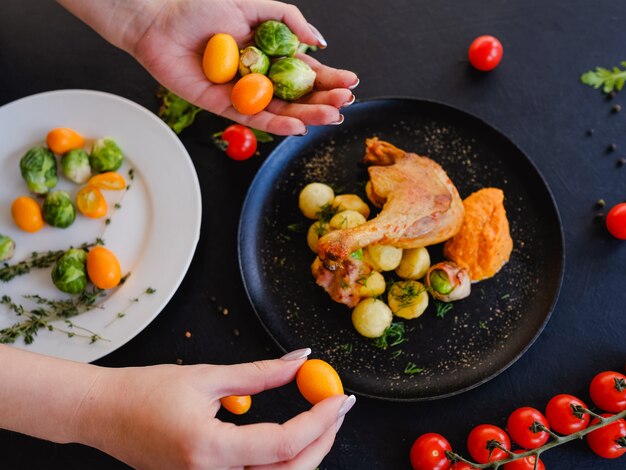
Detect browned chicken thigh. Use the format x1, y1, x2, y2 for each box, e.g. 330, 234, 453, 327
317, 138, 464, 270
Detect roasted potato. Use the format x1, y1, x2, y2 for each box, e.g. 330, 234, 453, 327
307, 221, 332, 253
365, 245, 403, 271
395, 247, 431, 280
299, 182, 334, 219
333, 194, 370, 219
329, 210, 367, 230
351, 298, 393, 338
387, 280, 429, 319
357, 271, 386, 298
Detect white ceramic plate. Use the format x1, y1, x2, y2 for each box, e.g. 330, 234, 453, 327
0, 90, 201, 363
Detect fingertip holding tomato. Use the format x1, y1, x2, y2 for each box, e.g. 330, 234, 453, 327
46, 127, 85, 155
466, 424, 511, 463
296, 358, 343, 405
506, 407, 550, 449
220, 395, 252, 415
87, 246, 122, 289
606, 203, 626, 239
586, 414, 626, 459
589, 371, 626, 413
545, 394, 590, 435
502, 450, 545, 470
409, 433, 452, 470
231, 73, 274, 115
468, 35, 503, 71
203, 33, 239, 84
11, 196, 44, 232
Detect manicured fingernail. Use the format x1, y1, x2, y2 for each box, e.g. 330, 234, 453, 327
299, 128, 308, 136
307, 23, 327, 48
348, 78, 360, 90
341, 94, 356, 108
280, 348, 311, 361
330, 114, 344, 125
336, 415, 345, 432
338, 394, 356, 418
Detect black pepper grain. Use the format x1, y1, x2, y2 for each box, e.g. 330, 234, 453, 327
596, 199, 606, 209
607, 91, 617, 100
586, 128, 595, 136
608, 143, 618, 153
613, 104, 622, 113
618, 158, 626, 168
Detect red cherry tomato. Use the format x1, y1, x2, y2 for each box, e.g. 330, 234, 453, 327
590, 371, 626, 412
468, 35, 503, 71
466, 424, 511, 464
606, 203, 626, 239
586, 414, 626, 459
502, 450, 545, 470
410, 433, 452, 470
506, 407, 550, 449
450, 463, 478, 470
545, 394, 590, 435
221, 124, 257, 160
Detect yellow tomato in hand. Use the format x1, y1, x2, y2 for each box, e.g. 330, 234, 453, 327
220, 395, 252, 415
296, 359, 344, 405
202, 33, 239, 83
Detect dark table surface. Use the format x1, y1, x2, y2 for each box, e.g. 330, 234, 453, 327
1, 0, 625, 468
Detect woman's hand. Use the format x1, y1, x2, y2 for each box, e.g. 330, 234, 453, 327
77, 348, 355, 469
58, 0, 359, 135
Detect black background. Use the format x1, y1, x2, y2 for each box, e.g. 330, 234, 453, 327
1, 1, 625, 468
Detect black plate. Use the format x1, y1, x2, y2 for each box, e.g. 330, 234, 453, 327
238, 98, 564, 401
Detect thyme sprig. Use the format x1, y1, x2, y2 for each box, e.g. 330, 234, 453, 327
0, 288, 106, 344
0, 242, 96, 283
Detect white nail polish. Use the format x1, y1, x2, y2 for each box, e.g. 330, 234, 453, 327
348, 78, 360, 90
336, 415, 345, 432
330, 114, 345, 125
307, 23, 327, 48
280, 348, 311, 361
338, 395, 356, 418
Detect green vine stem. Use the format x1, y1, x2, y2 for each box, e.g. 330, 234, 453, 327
445, 408, 626, 469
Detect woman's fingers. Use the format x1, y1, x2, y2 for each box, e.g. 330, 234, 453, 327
209, 349, 311, 396
244, 0, 326, 48
266, 100, 341, 126
216, 394, 355, 467
297, 53, 359, 91
296, 89, 355, 108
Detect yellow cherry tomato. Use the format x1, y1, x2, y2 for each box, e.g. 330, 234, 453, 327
11, 196, 44, 232
220, 395, 252, 415
231, 73, 274, 115
296, 359, 344, 405
202, 33, 239, 83
87, 246, 122, 289
46, 127, 84, 155
76, 185, 108, 218
88, 171, 126, 190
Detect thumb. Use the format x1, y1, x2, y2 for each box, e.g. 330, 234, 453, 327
211, 348, 311, 396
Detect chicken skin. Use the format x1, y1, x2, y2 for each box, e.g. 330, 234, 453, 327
317, 138, 464, 270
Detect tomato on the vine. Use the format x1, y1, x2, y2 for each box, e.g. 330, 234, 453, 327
410, 433, 452, 470
586, 414, 626, 459
545, 394, 591, 435
466, 424, 511, 464
502, 450, 545, 470
450, 462, 478, 469
590, 371, 626, 413
606, 203, 626, 239
507, 407, 550, 449
468, 35, 503, 71
219, 124, 257, 160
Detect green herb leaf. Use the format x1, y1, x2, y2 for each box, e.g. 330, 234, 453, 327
404, 362, 424, 375
287, 223, 306, 233
251, 128, 274, 143
434, 299, 453, 318
157, 87, 202, 134
373, 322, 406, 350
581, 62, 626, 94
350, 249, 363, 261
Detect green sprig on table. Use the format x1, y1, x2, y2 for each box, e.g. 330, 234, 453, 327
581, 61, 626, 93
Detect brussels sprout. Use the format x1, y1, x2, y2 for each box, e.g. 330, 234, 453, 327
254, 20, 300, 57
19, 146, 58, 195
43, 191, 76, 228
269, 57, 316, 101
51, 248, 87, 294
239, 46, 270, 76
0, 234, 15, 261
61, 149, 91, 184
90, 137, 124, 173
425, 261, 471, 302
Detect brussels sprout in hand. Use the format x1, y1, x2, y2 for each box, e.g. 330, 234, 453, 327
61, 149, 91, 184
43, 191, 76, 228
0, 235, 15, 261
425, 261, 471, 302
239, 46, 270, 76
269, 57, 316, 101
20, 146, 58, 195
52, 248, 87, 294
254, 20, 299, 57
90, 137, 124, 173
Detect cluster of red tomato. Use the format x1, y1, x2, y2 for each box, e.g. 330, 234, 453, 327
410, 370, 626, 470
